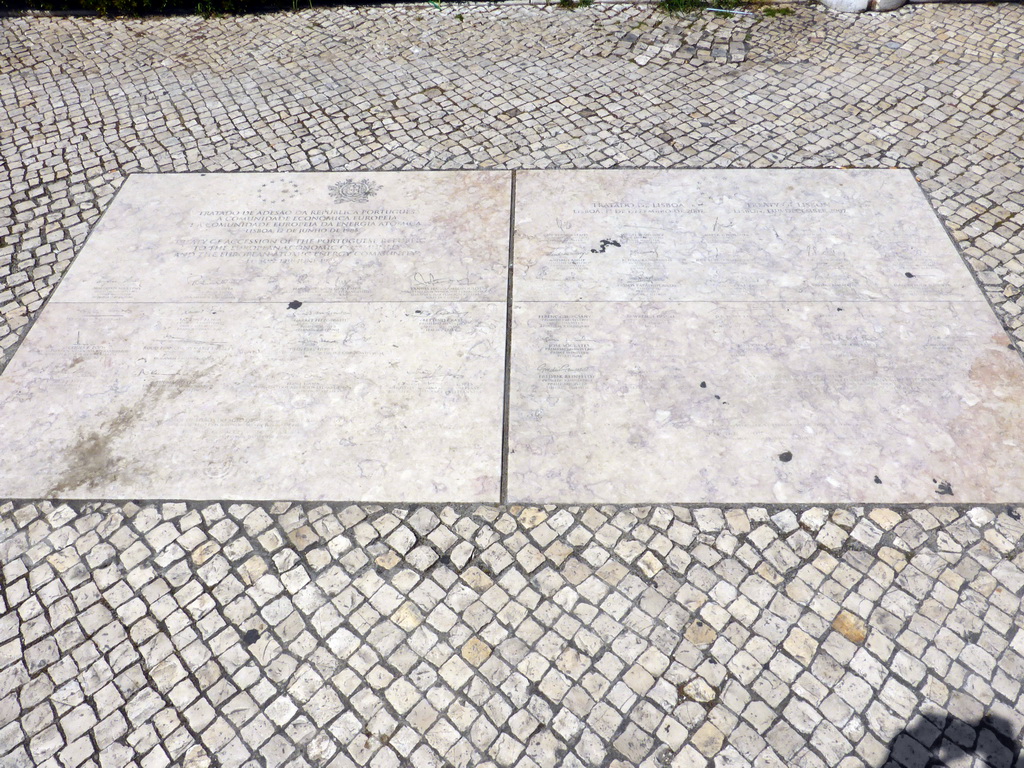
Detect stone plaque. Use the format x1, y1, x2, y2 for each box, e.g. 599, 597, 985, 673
508, 169, 1024, 503
59, 173, 511, 303
5, 169, 1024, 504
0, 172, 511, 501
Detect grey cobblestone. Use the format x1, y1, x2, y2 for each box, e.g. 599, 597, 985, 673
0, 501, 1022, 766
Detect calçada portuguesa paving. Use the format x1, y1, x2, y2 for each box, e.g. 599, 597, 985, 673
2, 2, 1024, 767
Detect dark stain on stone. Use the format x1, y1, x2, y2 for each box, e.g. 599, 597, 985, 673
287, 300, 302, 310
590, 239, 621, 254
362, 725, 398, 750
47, 408, 137, 496
778, 451, 793, 462
837, 307, 843, 312
935, 480, 954, 496
1008, 509, 1021, 521
905, 272, 915, 278
874, 475, 882, 484
46, 369, 210, 496
241, 629, 260, 646
700, 381, 707, 388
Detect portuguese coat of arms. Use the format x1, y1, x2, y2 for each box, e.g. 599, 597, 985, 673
329, 178, 382, 203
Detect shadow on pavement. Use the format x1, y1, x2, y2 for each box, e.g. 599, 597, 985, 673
883, 712, 1022, 768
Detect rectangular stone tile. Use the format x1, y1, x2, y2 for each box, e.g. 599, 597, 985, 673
507, 300, 1024, 503
0, 302, 505, 500
514, 169, 980, 303
508, 169, 1024, 503
54, 172, 512, 304
0, 171, 511, 501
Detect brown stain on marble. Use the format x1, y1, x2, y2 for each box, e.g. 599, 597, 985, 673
967, 332, 1024, 391
962, 335, 1024, 422
48, 410, 136, 496
47, 368, 210, 496
941, 331, 1024, 498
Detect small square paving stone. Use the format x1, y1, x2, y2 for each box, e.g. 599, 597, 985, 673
0, 172, 511, 501
508, 169, 1024, 503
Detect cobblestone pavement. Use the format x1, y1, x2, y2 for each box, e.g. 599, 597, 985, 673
1, 502, 1023, 768
3, 1, 1024, 767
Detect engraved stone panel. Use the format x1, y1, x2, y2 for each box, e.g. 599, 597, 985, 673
514, 169, 980, 303
508, 169, 1024, 503
58, 172, 512, 303
6, 169, 1024, 504
0, 172, 510, 501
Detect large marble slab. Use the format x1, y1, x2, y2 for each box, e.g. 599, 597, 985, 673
57, 172, 512, 303
0, 172, 510, 501
514, 169, 980, 302
507, 169, 1024, 503
6, 168, 1024, 504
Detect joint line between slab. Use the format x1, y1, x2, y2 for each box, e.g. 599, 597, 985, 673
512, 299, 991, 304
53, 300, 506, 305
500, 171, 517, 505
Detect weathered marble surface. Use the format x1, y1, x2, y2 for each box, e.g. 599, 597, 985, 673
0, 172, 509, 501
57, 172, 512, 303
508, 169, 1024, 504
5, 168, 1024, 503
514, 169, 979, 303
820, 0, 984, 12
820, 0, 905, 11
508, 301, 1024, 503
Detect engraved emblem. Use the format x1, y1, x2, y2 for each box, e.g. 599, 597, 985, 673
257, 178, 300, 204
329, 178, 381, 203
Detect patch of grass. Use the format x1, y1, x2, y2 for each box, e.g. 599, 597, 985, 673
659, 0, 795, 16
659, 0, 744, 13
558, 0, 592, 8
